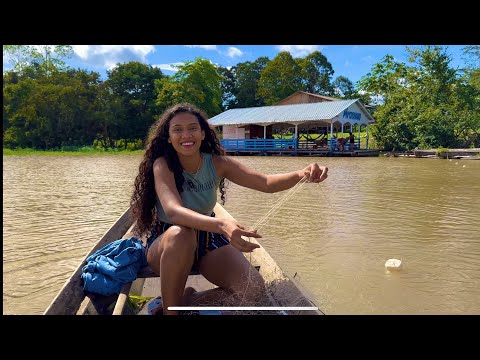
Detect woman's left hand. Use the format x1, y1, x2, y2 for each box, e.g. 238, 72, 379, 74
303, 163, 328, 183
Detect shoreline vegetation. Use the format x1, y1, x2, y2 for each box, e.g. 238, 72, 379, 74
4, 46, 479, 156
3, 147, 144, 156
4, 146, 480, 158
383, 148, 480, 160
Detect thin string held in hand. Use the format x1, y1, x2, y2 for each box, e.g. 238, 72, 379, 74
252, 176, 308, 230
245, 175, 308, 296
252, 176, 308, 231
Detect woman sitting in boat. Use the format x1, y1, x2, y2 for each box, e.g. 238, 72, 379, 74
130, 103, 329, 315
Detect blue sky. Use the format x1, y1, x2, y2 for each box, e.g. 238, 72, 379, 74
4, 45, 469, 85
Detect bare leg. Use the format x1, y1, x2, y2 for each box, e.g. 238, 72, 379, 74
186, 245, 266, 309
147, 225, 197, 315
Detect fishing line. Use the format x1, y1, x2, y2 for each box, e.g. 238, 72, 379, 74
252, 176, 309, 231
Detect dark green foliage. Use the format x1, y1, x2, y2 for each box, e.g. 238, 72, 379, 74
358, 46, 479, 150
3, 46, 478, 151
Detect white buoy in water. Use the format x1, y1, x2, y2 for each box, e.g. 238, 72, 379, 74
385, 258, 402, 271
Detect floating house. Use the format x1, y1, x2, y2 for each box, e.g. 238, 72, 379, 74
209, 91, 378, 156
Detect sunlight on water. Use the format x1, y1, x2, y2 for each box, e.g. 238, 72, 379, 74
3, 155, 480, 314
223, 156, 480, 314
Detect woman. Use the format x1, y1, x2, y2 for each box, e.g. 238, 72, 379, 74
348, 132, 355, 150
131, 103, 328, 314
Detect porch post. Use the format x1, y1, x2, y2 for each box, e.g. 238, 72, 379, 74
294, 124, 298, 152
358, 124, 361, 149
330, 121, 334, 153
366, 124, 369, 149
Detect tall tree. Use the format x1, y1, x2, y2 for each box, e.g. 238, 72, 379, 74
3, 69, 101, 149
358, 46, 477, 150
297, 50, 334, 95
462, 45, 480, 90
332, 76, 357, 98
218, 66, 236, 110
233, 57, 269, 108
257, 52, 302, 105
358, 54, 408, 105
3, 45, 73, 75
156, 58, 223, 116
106, 61, 164, 147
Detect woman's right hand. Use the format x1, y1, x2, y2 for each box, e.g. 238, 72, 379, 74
220, 219, 261, 253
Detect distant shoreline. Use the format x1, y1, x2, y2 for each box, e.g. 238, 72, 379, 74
387, 148, 480, 160
3, 148, 144, 156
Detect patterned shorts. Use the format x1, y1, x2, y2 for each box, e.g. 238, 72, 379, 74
146, 212, 230, 275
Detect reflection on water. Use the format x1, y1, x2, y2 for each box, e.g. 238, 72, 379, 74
3, 155, 480, 314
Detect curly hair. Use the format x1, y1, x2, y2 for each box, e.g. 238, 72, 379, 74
130, 103, 226, 236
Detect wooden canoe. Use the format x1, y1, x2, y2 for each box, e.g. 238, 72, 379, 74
44, 203, 323, 315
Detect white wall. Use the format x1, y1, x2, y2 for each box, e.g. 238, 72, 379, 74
339, 103, 370, 125
223, 126, 245, 139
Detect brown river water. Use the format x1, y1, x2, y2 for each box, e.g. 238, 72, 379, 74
3, 155, 480, 314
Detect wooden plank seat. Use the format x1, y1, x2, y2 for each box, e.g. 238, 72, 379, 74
112, 266, 158, 315
77, 265, 158, 315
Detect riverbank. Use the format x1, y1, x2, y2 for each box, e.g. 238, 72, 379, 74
386, 148, 480, 160
3, 148, 144, 156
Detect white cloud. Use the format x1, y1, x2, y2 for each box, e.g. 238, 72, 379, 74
276, 45, 324, 57
344, 60, 351, 67
225, 47, 243, 58
71, 45, 155, 69
185, 45, 217, 50
153, 62, 184, 73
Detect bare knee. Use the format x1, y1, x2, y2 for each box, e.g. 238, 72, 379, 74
162, 225, 197, 255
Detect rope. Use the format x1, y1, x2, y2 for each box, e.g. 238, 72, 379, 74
252, 175, 309, 231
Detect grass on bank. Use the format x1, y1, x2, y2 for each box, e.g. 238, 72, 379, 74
3, 146, 144, 156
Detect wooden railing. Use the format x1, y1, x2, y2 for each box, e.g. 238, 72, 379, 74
220, 139, 297, 151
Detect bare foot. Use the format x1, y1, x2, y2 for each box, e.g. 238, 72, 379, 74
150, 287, 197, 315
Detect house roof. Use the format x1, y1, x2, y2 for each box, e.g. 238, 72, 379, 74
209, 99, 374, 126
277, 91, 340, 104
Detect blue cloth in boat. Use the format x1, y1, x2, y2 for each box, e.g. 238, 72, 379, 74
81, 237, 147, 296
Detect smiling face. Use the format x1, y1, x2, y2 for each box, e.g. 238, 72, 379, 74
167, 112, 205, 157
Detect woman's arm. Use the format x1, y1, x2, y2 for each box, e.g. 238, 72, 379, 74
214, 156, 328, 193
153, 157, 260, 252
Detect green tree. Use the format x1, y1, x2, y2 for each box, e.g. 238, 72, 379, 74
94, 82, 125, 148
257, 52, 302, 105
3, 45, 73, 76
332, 76, 357, 99
232, 57, 269, 108
3, 69, 101, 149
156, 58, 223, 116
358, 46, 477, 150
106, 61, 164, 148
462, 45, 480, 90
358, 54, 408, 104
218, 66, 236, 110
297, 50, 334, 95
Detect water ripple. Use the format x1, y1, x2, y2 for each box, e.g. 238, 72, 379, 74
3, 155, 480, 314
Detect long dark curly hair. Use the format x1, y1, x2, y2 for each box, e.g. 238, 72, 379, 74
131, 103, 226, 236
